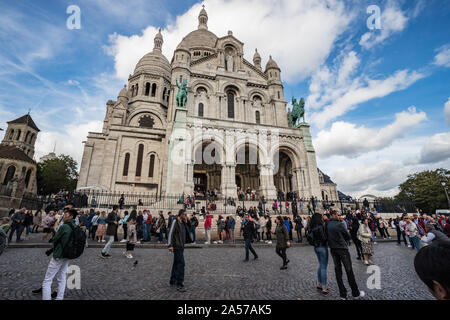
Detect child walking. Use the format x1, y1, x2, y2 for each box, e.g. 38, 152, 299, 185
125, 218, 137, 259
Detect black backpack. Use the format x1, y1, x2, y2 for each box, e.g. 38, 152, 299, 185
307, 225, 326, 247
62, 223, 86, 259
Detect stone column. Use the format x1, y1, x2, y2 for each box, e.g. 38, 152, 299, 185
184, 162, 195, 194
258, 164, 277, 199
220, 163, 237, 198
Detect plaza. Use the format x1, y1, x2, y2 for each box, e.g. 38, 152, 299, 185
0, 241, 433, 300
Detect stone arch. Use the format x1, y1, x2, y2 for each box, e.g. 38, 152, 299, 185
127, 108, 167, 128
233, 137, 268, 166
25, 168, 32, 188
220, 82, 245, 95
248, 89, 269, 102
191, 135, 226, 166
269, 140, 302, 170
191, 80, 214, 95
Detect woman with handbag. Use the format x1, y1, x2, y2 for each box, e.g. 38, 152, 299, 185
275, 216, 290, 270
357, 218, 374, 265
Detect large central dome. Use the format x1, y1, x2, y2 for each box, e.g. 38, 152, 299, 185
176, 28, 218, 50
176, 6, 217, 50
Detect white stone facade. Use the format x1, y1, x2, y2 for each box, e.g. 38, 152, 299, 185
77, 8, 336, 200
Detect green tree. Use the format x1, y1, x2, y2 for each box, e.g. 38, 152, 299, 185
395, 168, 449, 213
37, 154, 79, 195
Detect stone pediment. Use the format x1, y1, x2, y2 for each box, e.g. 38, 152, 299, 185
242, 59, 268, 81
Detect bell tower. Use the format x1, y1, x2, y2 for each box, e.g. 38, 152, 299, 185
2, 113, 40, 158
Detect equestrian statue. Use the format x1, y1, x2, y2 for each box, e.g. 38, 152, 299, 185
289, 97, 306, 128
176, 79, 188, 108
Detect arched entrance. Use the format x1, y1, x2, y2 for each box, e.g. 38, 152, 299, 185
235, 144, 260, 195
274, 151, 295, 196
193, 142, 222, 196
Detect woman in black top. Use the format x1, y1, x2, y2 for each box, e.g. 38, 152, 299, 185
310, 213, 329, 296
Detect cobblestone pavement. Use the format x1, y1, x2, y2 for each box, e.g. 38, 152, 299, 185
0, 243, 433, 300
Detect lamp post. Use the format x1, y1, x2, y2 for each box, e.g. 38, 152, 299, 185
441, 179, 450, 208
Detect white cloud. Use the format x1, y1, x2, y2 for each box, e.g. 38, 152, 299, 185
445, 97, 450, 125
35, 121, 103, 166
434, 44, 450, 67
314, 106, 427, 158
359, 1, 409, 49
308, 55, 425, 128
406, 132, 450, 165
105, 0, 354, 82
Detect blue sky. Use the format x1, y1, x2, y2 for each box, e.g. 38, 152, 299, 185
0, 0, 449, 197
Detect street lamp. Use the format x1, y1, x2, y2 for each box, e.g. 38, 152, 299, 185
441, 179, 450, 208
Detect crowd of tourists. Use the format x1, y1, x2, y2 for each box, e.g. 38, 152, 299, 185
1, 200, 449, 300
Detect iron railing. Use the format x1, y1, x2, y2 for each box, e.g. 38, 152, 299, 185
8, 190, 417, 215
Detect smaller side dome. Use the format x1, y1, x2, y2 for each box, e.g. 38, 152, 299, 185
118, 85, 128, 99
265, 55, 280, 71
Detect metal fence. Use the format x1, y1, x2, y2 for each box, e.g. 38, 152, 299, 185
12, 190, 417, 214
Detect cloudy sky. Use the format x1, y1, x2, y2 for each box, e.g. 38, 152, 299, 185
0, 0, 449, 198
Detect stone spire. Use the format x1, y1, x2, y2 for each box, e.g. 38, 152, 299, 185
253, 49, 261, 69
153, 28, 163, 52
198, 5, 208, 30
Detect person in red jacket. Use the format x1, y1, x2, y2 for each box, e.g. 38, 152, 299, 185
204, 214, 212, 244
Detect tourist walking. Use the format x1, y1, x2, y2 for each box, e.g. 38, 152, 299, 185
189, 213, 198, 244
90, 211, 100, 240
32, 209, 43, 233
327, 210, 365, 300
406, 216, 421, 251
41, 209, 78, 300
96, 211, 107, 242
168, 209, 192, 292
349, 215, 363, 260
215, 215, 225, 244
227, 215, 236, 243
120, 211, 129, 242
8, 208, 26, 242
308, 213, 329, 296
242, 213, 258, 262
204, 213, 212, 244
156, 212, 167, 243
124, 217, 136, 259
259, 215, 266, 241
294, 215, 304, 243
357, 218, 374, 265
275, 216, 290, 270
43, 211, 55, 241
101, 205, 119, 258
265, 215, 272, 244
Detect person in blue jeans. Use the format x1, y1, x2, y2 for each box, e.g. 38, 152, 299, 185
406, 217, 421, 251
309, 213, 329, 296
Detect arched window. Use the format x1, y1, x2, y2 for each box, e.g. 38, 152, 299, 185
198, 103, 204, 117
270, 72, 272, 77
151, 83, 157, 97
162, 87, 167, 101
131, 85, 135, 97
166, 90, 170, 102
25, 169, 32, 188
135, 144, 144, 177
3, 165, 15, 185
145, 83, 150, 96
135, 84, 139, 97
277, 91, 280, 99
17, 130, 21, 141
227, 91, 235, 119
255, 111, 260, 124
8, 129, 14, 140
149, 154, 155, 178
123, 153, 130, 176
29, 134, 35, 144
25, 131, 30, 144
322, 191, 325, 200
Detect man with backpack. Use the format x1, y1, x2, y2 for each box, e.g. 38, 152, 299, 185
42, 208, 85, 300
